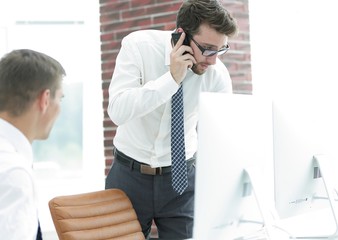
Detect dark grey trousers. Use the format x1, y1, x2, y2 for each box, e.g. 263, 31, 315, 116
105, 152, 195, 240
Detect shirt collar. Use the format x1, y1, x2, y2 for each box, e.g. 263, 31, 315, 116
0, 118, 33, 163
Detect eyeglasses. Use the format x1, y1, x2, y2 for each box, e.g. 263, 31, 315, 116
189, 37, 230, 57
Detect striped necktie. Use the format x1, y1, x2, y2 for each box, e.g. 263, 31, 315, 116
171, 84, 188, 195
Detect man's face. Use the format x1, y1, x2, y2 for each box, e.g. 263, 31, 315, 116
39, 85, 64, 140
190, 24, 228, 75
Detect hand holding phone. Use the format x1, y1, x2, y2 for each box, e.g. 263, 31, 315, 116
170, 31, 196, 84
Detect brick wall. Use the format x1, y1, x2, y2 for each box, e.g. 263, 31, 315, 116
99, 0, 251, 176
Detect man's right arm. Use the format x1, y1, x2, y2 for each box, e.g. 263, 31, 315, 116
107, 33, 179, 126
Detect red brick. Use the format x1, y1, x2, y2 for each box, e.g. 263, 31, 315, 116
100, 2, 130, 14
153, 13, 177, 25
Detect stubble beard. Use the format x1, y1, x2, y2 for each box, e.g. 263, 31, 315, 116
191, 63, 207, 75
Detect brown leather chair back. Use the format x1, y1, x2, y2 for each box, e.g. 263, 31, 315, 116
48, 188, 145, 240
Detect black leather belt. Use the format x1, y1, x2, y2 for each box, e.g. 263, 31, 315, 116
114, 149, 195, 176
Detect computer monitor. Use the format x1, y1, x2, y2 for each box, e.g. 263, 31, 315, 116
193, 93, 274, 239
273, 97, 338, 238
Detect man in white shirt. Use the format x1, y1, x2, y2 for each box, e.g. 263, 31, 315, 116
105, 0, 238, 239
0, 49, 66, 240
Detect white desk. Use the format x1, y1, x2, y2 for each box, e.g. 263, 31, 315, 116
192, 208, 338, 239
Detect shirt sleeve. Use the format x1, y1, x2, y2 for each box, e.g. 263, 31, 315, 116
107, 33, 178, 126
0, 167, 38, 240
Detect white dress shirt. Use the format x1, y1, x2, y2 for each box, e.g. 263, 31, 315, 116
0, 118, 39, 240
108, 29, 232, 167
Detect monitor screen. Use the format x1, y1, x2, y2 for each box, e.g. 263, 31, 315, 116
193, 93, 274, 239
273, 97, 338, 237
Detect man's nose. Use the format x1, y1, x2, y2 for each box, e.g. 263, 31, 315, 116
205, 54, 217, 65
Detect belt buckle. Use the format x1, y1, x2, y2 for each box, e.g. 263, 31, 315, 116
140, 165, 162, 175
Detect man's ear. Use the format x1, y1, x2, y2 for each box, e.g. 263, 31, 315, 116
38, 89, 51, 114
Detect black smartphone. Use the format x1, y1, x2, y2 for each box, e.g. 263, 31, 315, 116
171, 32, 190, 46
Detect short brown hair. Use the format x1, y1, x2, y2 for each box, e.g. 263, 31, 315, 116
176, 0, 238, 37
0, 49, 66, 116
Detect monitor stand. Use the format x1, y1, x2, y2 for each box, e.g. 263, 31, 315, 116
220, 166, 279, 240
243, 166, 280, 240
308, 154, 338, 239
273, 155, 338, 239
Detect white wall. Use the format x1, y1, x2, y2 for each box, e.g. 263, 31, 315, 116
249, 0, 338, 98
249, 0, 338, 174
0, 1, 104, 238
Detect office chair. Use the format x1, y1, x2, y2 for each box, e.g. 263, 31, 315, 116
48, 188, 145, 240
